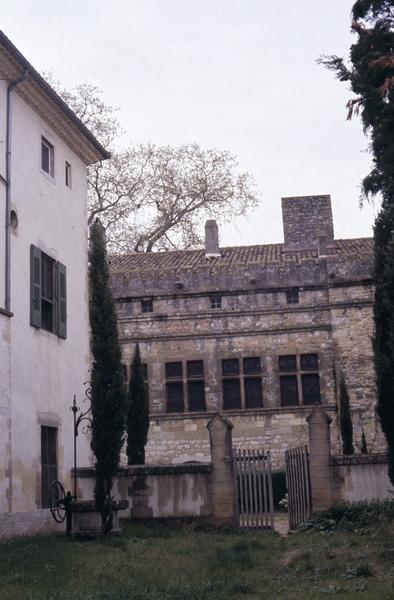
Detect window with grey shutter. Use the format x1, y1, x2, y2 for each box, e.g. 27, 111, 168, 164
30, 245, 67, 338
57, 261, 67, 339
30, 245, 42, 328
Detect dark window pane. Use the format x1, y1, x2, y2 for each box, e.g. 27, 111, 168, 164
41, 254, 54, 300
166, 382, 184, 412
41, 137, 54, 176
188, 381, 206, 411
141, 299, 153, 313
223, 378, 241, 410
41, 300, 53, 332
210, 294, 222, 309
165, 362, 182, 379
301, 353, 319, 371
122, 364, 128, 381
65, 161, 71, 187
279, 355, 297, 372
187, 360, 204, 378
142, 363, 148, 381
302, 373, 321, 405
244, 377, 263, 408
280, 375, 299, 406
243, 357, 261, 374
41, 142, 50, 173
286, 288, 299, 304
41, 426, 58, 508
222, 359, 239, 376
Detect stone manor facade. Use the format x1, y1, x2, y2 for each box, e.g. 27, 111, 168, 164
110, 195, 383, 468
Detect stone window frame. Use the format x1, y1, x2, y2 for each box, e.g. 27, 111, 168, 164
164, 359, 206, 413
278, 353, 321, 407
221, 356, 263, 411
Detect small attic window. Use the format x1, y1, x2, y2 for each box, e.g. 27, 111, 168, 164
286, 288, 299, 305
141, 299, 153, 313
210, 294, 222, 309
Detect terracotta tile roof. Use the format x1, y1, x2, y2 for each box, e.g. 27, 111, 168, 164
109, 238, 373, 274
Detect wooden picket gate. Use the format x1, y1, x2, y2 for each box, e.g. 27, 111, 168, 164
285, 445, 312, 530
233, 448, 274, 529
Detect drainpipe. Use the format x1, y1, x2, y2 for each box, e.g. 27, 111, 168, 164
4, 70, 28, 312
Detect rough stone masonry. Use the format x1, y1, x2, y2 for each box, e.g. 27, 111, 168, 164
109, 195, 385, 469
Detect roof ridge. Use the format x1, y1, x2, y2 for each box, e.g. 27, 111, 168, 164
109, 236, 373, 262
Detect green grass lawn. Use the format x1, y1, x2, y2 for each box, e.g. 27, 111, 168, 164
1, 510, 394, 600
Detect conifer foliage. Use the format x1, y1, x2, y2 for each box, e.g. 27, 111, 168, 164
127, 343, 150, 465
320, 0, 394, 483
89, 219, 125, 519
339, 373, 355, 455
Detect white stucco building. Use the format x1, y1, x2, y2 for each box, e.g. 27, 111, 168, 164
0, 32, 109, 538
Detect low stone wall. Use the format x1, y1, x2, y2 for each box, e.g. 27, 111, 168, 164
76, 413, 236, 524
330, 453, 393, 503
0, 509, 63, 542
76, 463, 212, 520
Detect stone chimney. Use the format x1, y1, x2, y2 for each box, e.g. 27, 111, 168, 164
205, 220, 221, 258
281, 195, 334, 250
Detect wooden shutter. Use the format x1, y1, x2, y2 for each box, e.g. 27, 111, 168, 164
56, 261, 67, 339
30, 245, 41, 328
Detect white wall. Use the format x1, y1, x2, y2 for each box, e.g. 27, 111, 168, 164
4, 88, 92, 516
0, 80, 7, 308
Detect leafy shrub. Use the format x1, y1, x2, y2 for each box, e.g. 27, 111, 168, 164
299, 500, 394, 532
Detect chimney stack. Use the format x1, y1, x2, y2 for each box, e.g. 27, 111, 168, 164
281, 195, 334, 250
205, 220, 221, 258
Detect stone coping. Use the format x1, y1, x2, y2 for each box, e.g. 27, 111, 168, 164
330, 453, 388, 466
74, 463, 213, 478
150, 405, 339, 422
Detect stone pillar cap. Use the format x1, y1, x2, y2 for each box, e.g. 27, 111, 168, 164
306, 404, 332, 425
207, 412, 233, 431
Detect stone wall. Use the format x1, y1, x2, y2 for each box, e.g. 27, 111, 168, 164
0, 510, 63, 542
76, 414, 235, 524
76, 464, 212, 520
330, 454, 394, 503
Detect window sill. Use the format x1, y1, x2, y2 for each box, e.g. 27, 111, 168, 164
0, 307, 13, 317
152, 404, 337, 421
40, 169, 56, 184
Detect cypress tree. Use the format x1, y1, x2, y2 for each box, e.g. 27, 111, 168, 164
320, 0, 394, 484
89, 220, 125, 527
127, 343, 150, 464
339, 373, 355, 455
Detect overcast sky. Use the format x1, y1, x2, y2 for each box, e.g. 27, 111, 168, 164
1, 0, 377, 247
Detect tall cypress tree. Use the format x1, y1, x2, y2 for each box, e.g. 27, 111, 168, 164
89, 220, 125, 524
339, 373, 355, 455
320, 0, 394, 484
127, 343, 150, 465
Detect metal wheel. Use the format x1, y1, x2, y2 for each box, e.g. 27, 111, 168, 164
49, 480, 67, 523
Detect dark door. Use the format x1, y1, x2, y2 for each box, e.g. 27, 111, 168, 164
41, 426, 58, 508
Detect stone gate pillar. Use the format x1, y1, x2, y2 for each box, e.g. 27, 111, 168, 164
207, 413, 236, 524
306, 405, 333, 511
